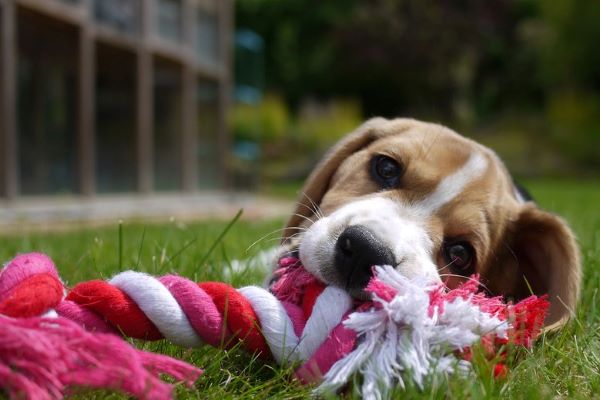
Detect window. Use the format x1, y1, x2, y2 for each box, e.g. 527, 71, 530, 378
195, 0, 219, 66
95, 43, 137, 193
154, 0, 182, 43
153, 58, 182, 191
93, 0, 140, 36
17, 9, 78, 195
197, 79, 219, 188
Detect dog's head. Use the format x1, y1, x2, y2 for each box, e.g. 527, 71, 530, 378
280, 118, 580, 328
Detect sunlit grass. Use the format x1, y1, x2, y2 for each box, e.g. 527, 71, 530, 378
0, 179, 597, 398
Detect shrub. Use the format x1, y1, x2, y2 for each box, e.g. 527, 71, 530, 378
294, 98, 362, 150
231, 94, 290, 143
546, 90, 600, 169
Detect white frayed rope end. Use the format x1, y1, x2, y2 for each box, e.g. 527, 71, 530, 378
318, 265, 508, 399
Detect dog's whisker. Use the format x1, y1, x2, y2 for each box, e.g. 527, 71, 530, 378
437, 258, 491, 291
299, 191, 325, 220
264, 233, 304, 245
246, 227, 306, 253
295, 202, 318, 218
287, 228, 308, 238
281, 231, 305, 242
437, 259, 456, 273
438, 273, 493, 294
295, 202, 323, 222
504, 243, 519, 265
293, 213, 316, 226
263, 232, 306, 247
305, 193, 325, 220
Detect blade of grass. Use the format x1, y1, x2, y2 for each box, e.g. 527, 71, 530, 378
523, 274, 534, 296
118, 220, 124, 271
197, 209, 243, 269
165, 237, 198, 266
135, 227, 146, 269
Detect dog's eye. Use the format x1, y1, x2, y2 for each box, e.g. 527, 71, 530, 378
443, 241, 475, 275
371, 155, 403, 188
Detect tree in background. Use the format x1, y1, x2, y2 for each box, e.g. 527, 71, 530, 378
236, 0, 358, 111
236, 0, 538, 118
531, 0, 600, 169
236, 0, 600, 175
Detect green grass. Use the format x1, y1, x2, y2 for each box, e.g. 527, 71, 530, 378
0, 179, 598, 399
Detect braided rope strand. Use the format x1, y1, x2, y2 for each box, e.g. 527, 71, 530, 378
0, 253, 356, 379
0, 252, 550, 399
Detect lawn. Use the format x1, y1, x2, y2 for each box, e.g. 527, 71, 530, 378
0, 179, 598, 399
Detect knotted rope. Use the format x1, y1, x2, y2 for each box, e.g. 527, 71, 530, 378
1, 253, 357, 382
1, 252, 549, 399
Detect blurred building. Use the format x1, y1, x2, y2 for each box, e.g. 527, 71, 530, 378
0, 0, 232, 199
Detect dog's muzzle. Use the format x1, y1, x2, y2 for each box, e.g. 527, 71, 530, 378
334, 225, 395, 290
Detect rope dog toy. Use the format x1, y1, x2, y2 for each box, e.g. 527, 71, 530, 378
0, 252, 549, 399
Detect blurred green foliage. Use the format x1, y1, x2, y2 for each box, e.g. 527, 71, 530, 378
547, 90, 600, 169
294, 98, 362, 150
232, 94, 290, 143
235, 0, 600, 178
534, 0, 600, 90
231, 95, 362, 185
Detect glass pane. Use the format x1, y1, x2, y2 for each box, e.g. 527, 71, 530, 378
93, 0, 140, 37
195, 1, 219, 66
197, 79, 219, 188
153, 58, 182, 191
154, 0, 182, 43
17, 10, 78, 195
95, 44, 137, 193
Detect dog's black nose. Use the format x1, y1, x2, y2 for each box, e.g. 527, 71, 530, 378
334, 225, 395, 290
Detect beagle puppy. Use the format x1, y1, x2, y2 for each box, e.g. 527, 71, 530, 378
277, 118, 581, 329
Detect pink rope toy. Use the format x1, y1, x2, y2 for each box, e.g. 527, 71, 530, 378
0, 252, 549, 399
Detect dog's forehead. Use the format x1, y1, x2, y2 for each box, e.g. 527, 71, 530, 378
372, 125, 483, 163
328, 123, 518, 214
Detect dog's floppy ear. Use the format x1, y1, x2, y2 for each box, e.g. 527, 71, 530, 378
282, 117, 396, 241
491, 204, 581, 329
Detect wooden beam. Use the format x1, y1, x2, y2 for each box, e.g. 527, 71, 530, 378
78, 17, 96, 196
1, 0, 18, 199
93, 24, 139, 51
181, 66, 198, 192
15, 0, 85, 25
216, 0, 233, 190
136, 0, 153, 193
148, 37, 195, 67
136, 51, 153, 193
181, 0, 197, 192
194, 61, 221, 80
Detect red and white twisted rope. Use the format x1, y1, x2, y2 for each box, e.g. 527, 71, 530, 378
0, 253, 358, 381
0, 252, 549, 399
